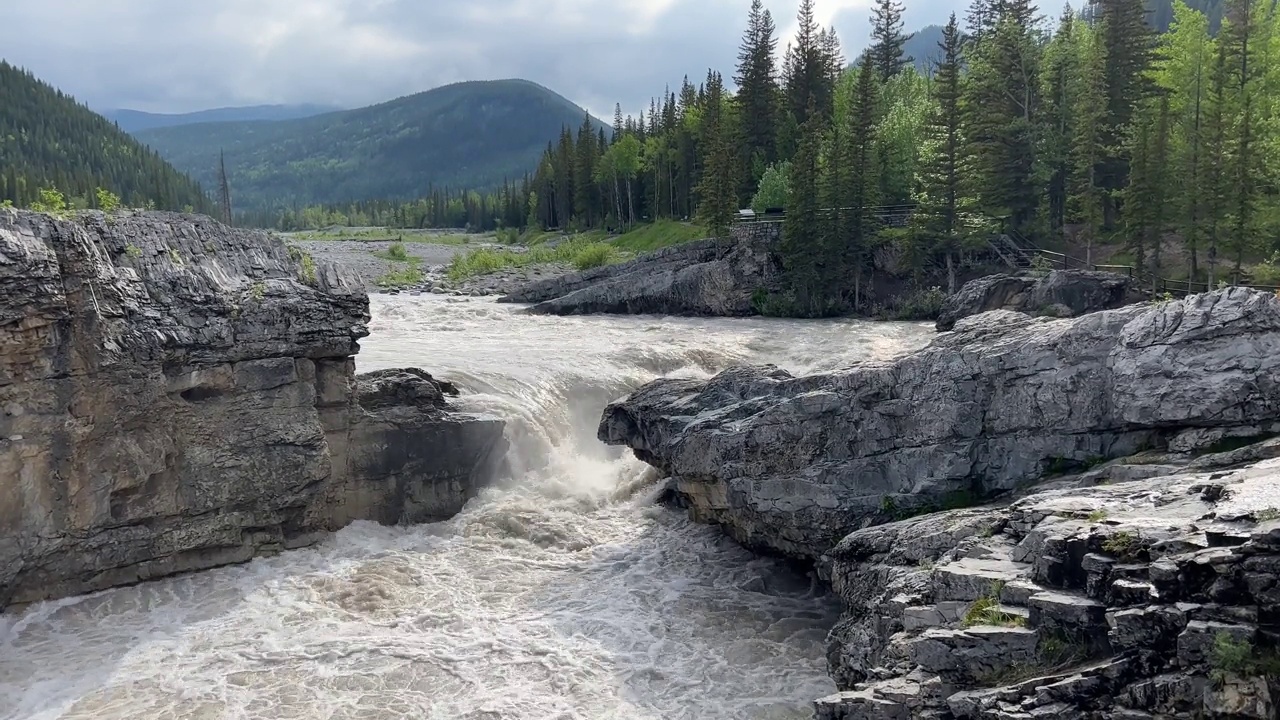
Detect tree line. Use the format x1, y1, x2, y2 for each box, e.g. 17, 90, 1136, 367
240, 0, 1280, 317
0, 62, 210, 213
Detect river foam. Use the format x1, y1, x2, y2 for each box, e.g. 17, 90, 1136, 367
0, 296, 933, 720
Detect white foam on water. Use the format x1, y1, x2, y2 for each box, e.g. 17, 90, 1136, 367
0, 296, 934, 720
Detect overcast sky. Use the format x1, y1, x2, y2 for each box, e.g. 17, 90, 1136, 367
3, 0, 966, 118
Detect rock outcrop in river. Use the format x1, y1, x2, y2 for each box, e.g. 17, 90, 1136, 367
499, 222, 783, 316
0, 210, 507, 609
936, 269, 1140, 331
601, 288, 1280, 718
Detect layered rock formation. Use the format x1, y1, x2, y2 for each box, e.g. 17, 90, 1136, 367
499, 222, 783, 316
0, 209, 507, 609
816, 452, 1280, 719
600, 288, 1280, 717
936, 270, 1140, 331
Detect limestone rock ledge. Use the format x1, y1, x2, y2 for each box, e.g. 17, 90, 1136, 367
599, 288, 1280, 561
815, 451, 1280, 719
936, 270, 1141, 332
498, 222, 783, 316
0, 210, 507, 609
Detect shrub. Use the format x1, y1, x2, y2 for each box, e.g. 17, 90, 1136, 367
384, 242, 409, 261
30, 188, 67, 213
891, 286, 948, 320
95, 188, 121, 212
572, 243, 615, 270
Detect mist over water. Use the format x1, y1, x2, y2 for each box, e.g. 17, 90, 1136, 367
0, 296, 933, 720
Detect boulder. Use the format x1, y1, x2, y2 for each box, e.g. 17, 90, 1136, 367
936, 270, 1140, 331
499, 222, 783, 316
599, 289, 1280, 561
0, 209, 507, 609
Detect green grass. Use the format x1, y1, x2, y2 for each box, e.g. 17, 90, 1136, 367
285, 228, 471, 245
445, 220, 707, 280
376, 265, 424, 288
609, 220, 706, 253
373, 242, 418, 263
447, 236, 623, 280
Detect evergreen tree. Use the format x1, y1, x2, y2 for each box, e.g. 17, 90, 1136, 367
784, 0, 834, 123
217, 150, 232, 225
573, 112, 598, 225
735, 0, 781, 197
964, 0, 1043, 236
871, 0, 914, 81
697, 71, 739, 238
1093, 0, 1157, 227
913, 15, 967, 293
782, 101, 825, 315
1068, 17, 1109, 264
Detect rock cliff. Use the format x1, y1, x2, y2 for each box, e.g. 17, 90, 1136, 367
936, 270, 1140, 331
499, 223, 784, 316
0, 209, 507, 609
600, 288, 1280, 717
816, 452, 1280, 719
601, 289, 1280, 560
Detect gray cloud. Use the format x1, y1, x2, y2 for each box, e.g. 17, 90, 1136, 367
3, 0, 965, 118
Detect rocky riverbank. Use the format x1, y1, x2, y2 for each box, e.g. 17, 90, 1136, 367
600, 288, 1280, 718
936, 269, 1143, 331
0, 210, 508, 609
500, 223, 784, 316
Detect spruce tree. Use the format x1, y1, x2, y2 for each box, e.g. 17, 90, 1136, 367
573, 113, 598, 226
913, 15, 966, 293
1093, 0, 1156, 227
871, 0, 913, 81
735, 0, 781, 197
217, 150, 232, 225
781, 101, 824, 315
697, 71, 739, 239
1068, 18, 1108, 265
964, 0, 1042, 236
784, 0, 833, 123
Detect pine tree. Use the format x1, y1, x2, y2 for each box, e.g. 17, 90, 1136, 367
913, 15, 966, 293
1153, 0, 1215, 282
782, 101, 824, 315
1092, 0, 1156, 227
871, 0, 914, 81
735, 0, 781, 197
573, 113, 598, 225
697, 71, 739, 238
964, 0, 1042, 236
217, 150, 232, 225
1068, 14, 1109, 265
784, 0, 834, 123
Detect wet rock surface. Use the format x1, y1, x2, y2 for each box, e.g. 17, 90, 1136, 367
499, 223, 783, 316
601, 288, 1280, 717
937, 270, 1141, 331
600, 289, 1280, 560
0, 210, 507, 609
815, 458, 1280, 719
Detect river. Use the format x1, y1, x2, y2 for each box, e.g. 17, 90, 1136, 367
0, 296, 934, 720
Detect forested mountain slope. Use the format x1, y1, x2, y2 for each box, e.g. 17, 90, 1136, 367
0, 61, 209, 211
136, 80, 605, 212
107, 104, 341, 133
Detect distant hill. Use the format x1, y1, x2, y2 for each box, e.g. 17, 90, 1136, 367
903, 25, 946, 73
0, 61, 209, 211
136, 79, 606, 212
106, 104, 343, 133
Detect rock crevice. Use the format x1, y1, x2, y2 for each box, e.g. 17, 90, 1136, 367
0, 210, 506, 608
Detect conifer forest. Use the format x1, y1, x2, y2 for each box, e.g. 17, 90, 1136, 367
261, 0, 1280, 316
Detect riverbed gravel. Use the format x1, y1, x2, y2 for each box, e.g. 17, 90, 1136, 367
285, 236, 575, 297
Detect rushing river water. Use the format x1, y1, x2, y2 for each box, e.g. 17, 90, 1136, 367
0, 296, 933, 720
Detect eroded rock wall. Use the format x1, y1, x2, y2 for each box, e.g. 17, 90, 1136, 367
499, 222, 784, 316
599, 289, 1280, 560
0, 210, 506, 608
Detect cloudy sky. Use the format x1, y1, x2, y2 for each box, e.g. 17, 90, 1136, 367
4, 0, 965, 118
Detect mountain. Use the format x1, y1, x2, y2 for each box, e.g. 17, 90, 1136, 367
903, 25, 946, 73
136, 79, 606, 212
106, 104, 343, 133
0, 61, 209, 211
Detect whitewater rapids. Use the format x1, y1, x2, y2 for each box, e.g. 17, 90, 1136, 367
0, 296, 933, 720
